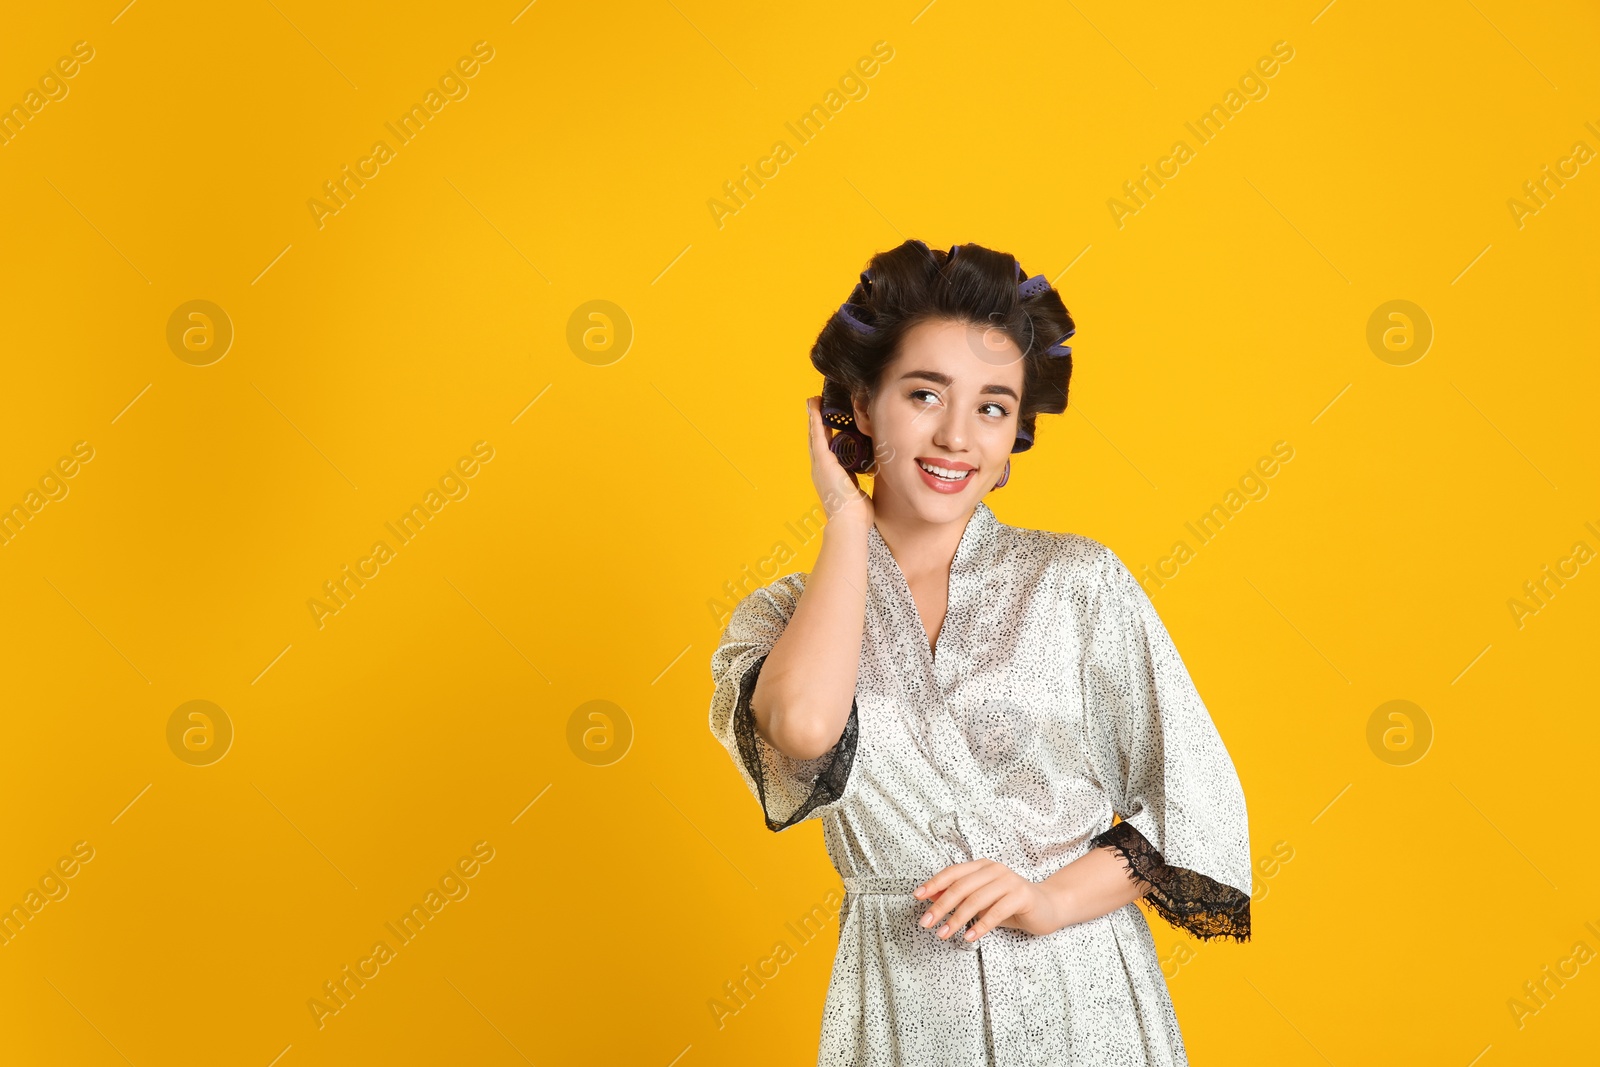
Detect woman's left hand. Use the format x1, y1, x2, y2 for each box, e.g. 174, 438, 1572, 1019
914, 859, 1060, 942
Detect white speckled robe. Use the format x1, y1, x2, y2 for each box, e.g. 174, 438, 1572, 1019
709, 501, 1251, 1066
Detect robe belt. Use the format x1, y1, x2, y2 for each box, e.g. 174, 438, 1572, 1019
840, 872, 1046, 1064
842, 874, 980, 952
840, 874, 923, 896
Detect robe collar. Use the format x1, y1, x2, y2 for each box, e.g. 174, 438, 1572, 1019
866, 500, 1001, 599
864, 501, 1008, 786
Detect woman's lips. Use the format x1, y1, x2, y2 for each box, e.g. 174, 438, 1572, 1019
914, 458, 977, 494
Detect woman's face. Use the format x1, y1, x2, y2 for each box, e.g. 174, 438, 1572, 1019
852, 317, 1025, 523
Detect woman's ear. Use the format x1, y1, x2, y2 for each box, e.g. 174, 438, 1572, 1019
850, 391, 874, 438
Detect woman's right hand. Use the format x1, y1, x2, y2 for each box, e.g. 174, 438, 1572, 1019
807, 396, 875, 528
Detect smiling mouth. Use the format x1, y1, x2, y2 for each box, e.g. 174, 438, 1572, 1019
916, 459, 975, 482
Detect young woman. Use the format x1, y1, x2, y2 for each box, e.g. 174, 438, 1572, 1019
708, 240, 1251, 1066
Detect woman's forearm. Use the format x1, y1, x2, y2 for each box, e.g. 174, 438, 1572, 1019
748, 514, 871, 760
1038, 844, 1152, 932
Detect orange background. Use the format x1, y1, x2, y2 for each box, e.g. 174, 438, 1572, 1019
1, 1, 1596, 1064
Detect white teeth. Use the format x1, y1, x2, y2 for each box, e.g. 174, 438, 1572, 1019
917, 460, 972, 481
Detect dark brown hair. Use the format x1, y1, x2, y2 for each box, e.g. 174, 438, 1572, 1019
809, 240, 1075, 454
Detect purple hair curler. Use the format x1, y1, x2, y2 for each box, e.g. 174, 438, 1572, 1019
823, 243, 1071, 463
835, 248, 1070, 343
822, 403, 875, 473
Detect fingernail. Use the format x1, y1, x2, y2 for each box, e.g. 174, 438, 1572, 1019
936, 924, 950, 938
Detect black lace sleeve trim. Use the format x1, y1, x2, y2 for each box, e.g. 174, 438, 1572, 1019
1091, 819, 1251, 943
732, 652, 859, 833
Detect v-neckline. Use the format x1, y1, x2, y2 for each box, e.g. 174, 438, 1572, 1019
869, 503, 995, 669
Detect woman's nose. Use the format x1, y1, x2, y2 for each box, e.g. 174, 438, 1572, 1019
932, 411, 969, 450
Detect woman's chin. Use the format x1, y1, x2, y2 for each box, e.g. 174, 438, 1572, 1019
872, 465, 986, 522
906, 479, 981, 521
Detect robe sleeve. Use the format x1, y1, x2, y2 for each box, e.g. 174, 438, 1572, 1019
708, 572, 859, 832
1080, 546, 1252, 942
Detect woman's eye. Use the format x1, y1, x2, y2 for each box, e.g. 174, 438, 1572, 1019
910, 389, 1008, 417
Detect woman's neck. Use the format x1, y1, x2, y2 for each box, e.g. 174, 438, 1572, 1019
870, 491, 975, 581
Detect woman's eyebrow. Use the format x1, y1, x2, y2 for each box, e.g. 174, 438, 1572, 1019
898, 369, 1020, 401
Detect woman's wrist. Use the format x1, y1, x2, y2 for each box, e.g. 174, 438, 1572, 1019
1037, 874, 1079, 934
823, 503, 874, 535
1035, 845, 1153, 935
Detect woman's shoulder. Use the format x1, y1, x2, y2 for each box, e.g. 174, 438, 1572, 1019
712, 570, 810, 658
993, 519, 1128, 585
992, 524, 1153, 631
727, 570, 810, 622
